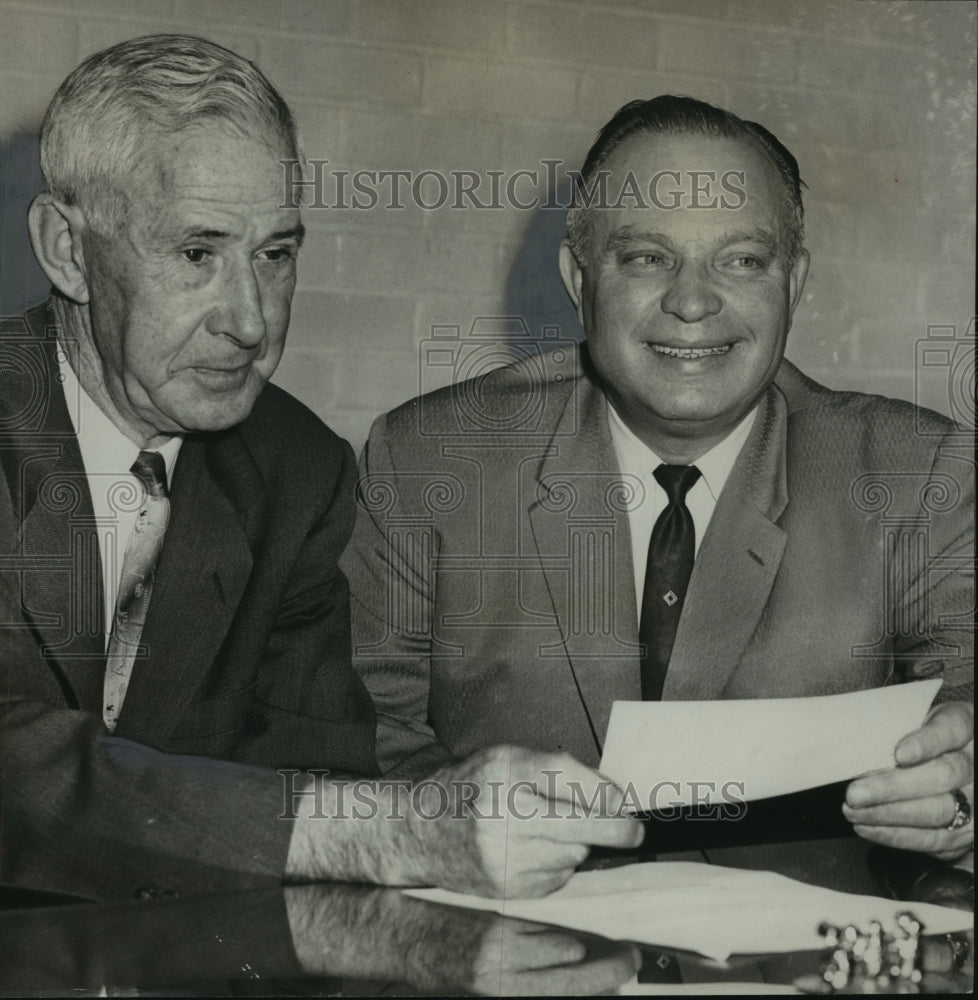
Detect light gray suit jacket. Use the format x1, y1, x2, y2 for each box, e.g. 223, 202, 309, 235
341, 345, 973, 777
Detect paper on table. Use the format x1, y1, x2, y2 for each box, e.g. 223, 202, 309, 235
598, 680, 941, 808
406, 861, 972, 962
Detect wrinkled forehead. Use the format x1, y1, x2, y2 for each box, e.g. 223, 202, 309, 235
122, 123, 295, 220
103, 127, 300, 250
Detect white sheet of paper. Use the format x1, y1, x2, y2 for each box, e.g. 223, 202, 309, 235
406, 861, 972, 962
598, 680, 941, 808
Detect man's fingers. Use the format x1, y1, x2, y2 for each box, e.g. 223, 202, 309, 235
509, 749, 633, 813
476, 922, 588, 972
847, 754, 972, 807
847, 778, 974, 862
500, 867, 577, 899
843, 791, 966, 828
852, 822, 973, 861
467, 837, 582, 898
501, 824, 618, 871
895, 701, 974, 766
498, 943, 641, 996
512, 839, 591, 872
454, 746, 635, 816
519, 797, 645, 850
504, 929, 589, 970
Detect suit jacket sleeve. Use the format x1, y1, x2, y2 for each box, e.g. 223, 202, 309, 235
893, 429, 974, 702
0, 688, 292, 902
340, 412, 456, 778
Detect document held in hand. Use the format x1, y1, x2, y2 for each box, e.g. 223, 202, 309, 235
598, 679, 942, 809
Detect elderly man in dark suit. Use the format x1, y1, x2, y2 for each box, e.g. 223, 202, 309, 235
342, 97, 974, 868
1, 34, 641, 904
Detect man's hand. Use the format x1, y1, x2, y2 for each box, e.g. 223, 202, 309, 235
843, 701, 974, 861
286, 745, 643, 897
287, 883, 640, 994
404, 904, 641, 995
387, 745, 644, 897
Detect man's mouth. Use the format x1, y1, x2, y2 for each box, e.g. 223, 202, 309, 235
650, 343, 733, 359
190, 363, 253, 387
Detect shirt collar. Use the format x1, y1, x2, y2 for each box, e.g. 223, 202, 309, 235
58, 347, 183, 485
607, 400, 757, 502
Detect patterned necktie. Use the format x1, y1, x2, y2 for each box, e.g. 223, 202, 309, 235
639, 464, 701, 700
103, 450, 170, 731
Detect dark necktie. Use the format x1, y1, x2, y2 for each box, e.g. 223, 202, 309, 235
639, 464, 701, 700
103, 450, 170, 731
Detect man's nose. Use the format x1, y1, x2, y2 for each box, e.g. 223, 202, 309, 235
206, 260, 266, 348
659, 261, 722, 323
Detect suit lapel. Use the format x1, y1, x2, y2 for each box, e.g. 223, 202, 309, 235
664, 385, 789, 700
16, 440, 107, 710
526, 368, 641, 752
114, 429, 264, 744
2, 307, 105, 710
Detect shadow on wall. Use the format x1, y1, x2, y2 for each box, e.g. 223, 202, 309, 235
502, 177, 583, 355
418, 178, 585, 399
1, 132, 49, 316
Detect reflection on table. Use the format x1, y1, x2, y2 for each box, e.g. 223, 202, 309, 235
0, 836, 971, 996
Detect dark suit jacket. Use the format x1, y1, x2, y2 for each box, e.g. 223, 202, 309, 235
341, 344, 974, 777
0, 304, 378, 901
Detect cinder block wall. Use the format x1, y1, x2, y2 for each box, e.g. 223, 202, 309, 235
1, 0, 974, 452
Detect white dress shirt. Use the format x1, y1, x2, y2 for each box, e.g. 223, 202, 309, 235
607, 402, 757, 621
57, 347, 182, 647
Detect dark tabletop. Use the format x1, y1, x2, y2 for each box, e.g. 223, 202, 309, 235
0, 831, 971, 996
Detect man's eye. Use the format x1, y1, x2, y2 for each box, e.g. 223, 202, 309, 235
181, 248, 210, 264
623, 252, 668, 267
730, 255, 764, 269
258, 247, 295, 263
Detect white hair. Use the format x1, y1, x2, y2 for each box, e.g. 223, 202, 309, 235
40, 34, 300, 232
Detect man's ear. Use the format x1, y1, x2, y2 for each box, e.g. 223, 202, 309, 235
788, 247, 810, 318
27, 194, 91, 304
558, 239, 585, 326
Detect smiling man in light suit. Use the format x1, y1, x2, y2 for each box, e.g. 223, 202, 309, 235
342, 96, 974, 868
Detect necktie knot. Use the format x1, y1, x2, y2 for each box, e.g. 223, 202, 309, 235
131, 450, 168, 499
653, 464, 701, 505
